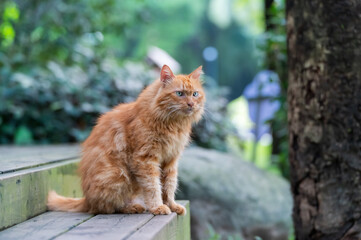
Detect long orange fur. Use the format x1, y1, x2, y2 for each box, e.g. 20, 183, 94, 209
47, 65, 205, 215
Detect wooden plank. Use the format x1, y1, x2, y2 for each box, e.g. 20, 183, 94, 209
0, 211, 93, 240
0, 143, 191, 239
175, 201, 191, 240
127, 201, 190, 240
56, 202, 189, 240
0, 159, 82, 230
127, 214, 177, 240
0, 145, 80, 174
55, 214, 154, 240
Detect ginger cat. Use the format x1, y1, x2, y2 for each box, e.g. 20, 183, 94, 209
47, 65, 205, 215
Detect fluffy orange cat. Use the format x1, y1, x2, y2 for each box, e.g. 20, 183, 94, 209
47, 65, 205, 215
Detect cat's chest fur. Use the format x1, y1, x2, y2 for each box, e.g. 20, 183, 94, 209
157, 130, 190, 162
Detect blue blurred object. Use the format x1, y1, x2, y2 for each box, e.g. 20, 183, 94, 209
243, 70, 281, 141
202, 46, 219, 86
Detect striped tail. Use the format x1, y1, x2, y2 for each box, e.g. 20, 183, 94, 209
47, 190, 88, 212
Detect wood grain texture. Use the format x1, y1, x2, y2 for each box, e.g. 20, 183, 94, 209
0, 159, 82, 230
55, 214, 154, 240
175, 201, 191, 240
0, 211, 93, 240
0, 145, 80, 174
127, 201, 190, 240
127, 213, 177, 240
0, 195, 189, 240
0, 144, 191, 239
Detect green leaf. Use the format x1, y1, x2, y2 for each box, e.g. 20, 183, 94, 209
3, 2, 20, 21
15, 125, 33, 145
0, 22, 15, 46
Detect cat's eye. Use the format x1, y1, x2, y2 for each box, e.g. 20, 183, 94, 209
176, 91, 184, 97
193, 92, 199, 97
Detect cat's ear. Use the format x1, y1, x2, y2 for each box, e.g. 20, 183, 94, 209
160, 65, 175, 84
189, 66, 203, 80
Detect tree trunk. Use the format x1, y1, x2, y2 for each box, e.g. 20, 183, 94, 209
287, 1, 361, 239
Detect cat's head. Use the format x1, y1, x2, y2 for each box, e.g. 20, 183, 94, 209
155, 65, 205, 123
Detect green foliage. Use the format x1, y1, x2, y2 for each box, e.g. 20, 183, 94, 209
0, 1, 19, 47
257, 0, 289, 179
0, 0, 238, 150
14, 125, 33, 144
207, 224, 244, 240
122, 0, 261, 99
1, 55, 232, 149
0, 58, 153, 143
0, 1, 151, 144
208, 232, 221, 239
207, 224, 222, 240
258, 0, 287, 82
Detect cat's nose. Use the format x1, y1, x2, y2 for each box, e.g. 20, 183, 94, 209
187, 102, 194, 108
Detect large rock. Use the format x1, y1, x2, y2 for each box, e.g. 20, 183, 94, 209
177, 147, 293, 240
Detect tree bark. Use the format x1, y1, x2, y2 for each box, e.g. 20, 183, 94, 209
287, 1, 361, 239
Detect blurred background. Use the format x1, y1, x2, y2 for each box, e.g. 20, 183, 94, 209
0, 0, 290, 239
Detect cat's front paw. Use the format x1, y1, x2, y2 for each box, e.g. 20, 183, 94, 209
169, 203, 186, 216
150, 204, 171, 215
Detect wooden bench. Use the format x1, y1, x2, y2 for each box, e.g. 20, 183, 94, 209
0, 145, 190, 240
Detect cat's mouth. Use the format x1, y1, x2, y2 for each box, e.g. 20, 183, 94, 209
182, 107, 195, 115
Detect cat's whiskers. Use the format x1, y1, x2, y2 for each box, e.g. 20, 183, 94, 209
199, 107, 213, 121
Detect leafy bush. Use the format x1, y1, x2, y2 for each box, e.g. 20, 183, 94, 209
1, 56, 233, 150
0, 0, 234, 150
0, 59, 149, 143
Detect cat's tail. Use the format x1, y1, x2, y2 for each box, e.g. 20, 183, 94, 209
47, 190, 88, 212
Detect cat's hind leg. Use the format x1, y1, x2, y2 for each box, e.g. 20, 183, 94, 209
121, 203, 146, 214
120, 187, 146, 214
84, 161, 134, 214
